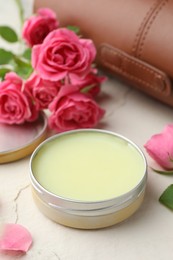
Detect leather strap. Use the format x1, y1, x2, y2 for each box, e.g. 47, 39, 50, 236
98, 44, 172, 100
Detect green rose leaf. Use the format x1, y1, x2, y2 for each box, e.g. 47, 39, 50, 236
0, 26, 18, 43
66, 25, 80, 34
0, 67, 11, 80
81, 85, 94, 94
22, 48, 31, 61
14, 56, 33, 79
152, 168, 173, 175
15, 65, 33, 79
159, 184, 173, 210
0, 49, 14, 65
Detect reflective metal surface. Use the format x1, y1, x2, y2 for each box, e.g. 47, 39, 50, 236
0, 112, 47, 163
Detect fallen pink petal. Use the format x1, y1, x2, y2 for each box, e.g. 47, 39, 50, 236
0, 224, 32, 253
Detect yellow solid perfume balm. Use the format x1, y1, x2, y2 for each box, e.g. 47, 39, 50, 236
30, 129, 147, 229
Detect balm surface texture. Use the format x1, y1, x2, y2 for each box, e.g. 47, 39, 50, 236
32, 131, 145, 201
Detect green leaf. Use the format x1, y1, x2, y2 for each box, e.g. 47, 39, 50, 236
15, 65, 33, 79
22, 48, 31, 61
0, 49, 14, 65
0, 26, 18, 43
66, 25, 80, 34
81, 84, 94, 93
13, 56, 33, 79
159, 185, 173, 210
151, 167, 173, 175
0, 67, 11, 80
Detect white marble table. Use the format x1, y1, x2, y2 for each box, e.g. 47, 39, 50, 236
0, 1, 173, 259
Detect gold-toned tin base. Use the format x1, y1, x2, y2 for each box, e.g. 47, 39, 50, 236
32, 188, 145, 229
0, 112, 47, 164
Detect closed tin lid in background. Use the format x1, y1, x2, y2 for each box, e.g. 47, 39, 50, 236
0, 112, 47, 164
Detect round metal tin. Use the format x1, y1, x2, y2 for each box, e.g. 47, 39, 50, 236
30, 129, 147, 229
0, 112, 47, 164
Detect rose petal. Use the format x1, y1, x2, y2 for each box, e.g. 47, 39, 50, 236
144, 124, 173, 170
0, 224, 32, 253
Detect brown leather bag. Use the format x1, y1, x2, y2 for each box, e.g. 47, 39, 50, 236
34, 0, 173, 107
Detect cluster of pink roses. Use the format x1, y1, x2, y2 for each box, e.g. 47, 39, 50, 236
0, 8, 106, 132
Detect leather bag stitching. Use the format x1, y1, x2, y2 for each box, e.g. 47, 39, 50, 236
100, 45, 170, 95
132, 0, 160, 56
137, 0, 169, 58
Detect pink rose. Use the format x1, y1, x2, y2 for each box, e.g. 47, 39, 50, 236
22, 8, 59, 47
32, 28, 96, 81
48, 84, 105, 132
77, 71, 107, 97
0, 72, 38, 124
24, 73, 61, 109
144, 124, 173, 170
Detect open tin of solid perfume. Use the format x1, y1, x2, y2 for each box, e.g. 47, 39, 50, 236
0, 112, 47, 164
30, 129, 147, 229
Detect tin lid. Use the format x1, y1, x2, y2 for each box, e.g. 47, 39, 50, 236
0, 112, 48, 164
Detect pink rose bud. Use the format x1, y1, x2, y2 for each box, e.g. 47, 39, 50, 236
144, 124, 173, 170
32, 28, 96, 82
48, 84, 105, 133
22, 8, 59, 47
